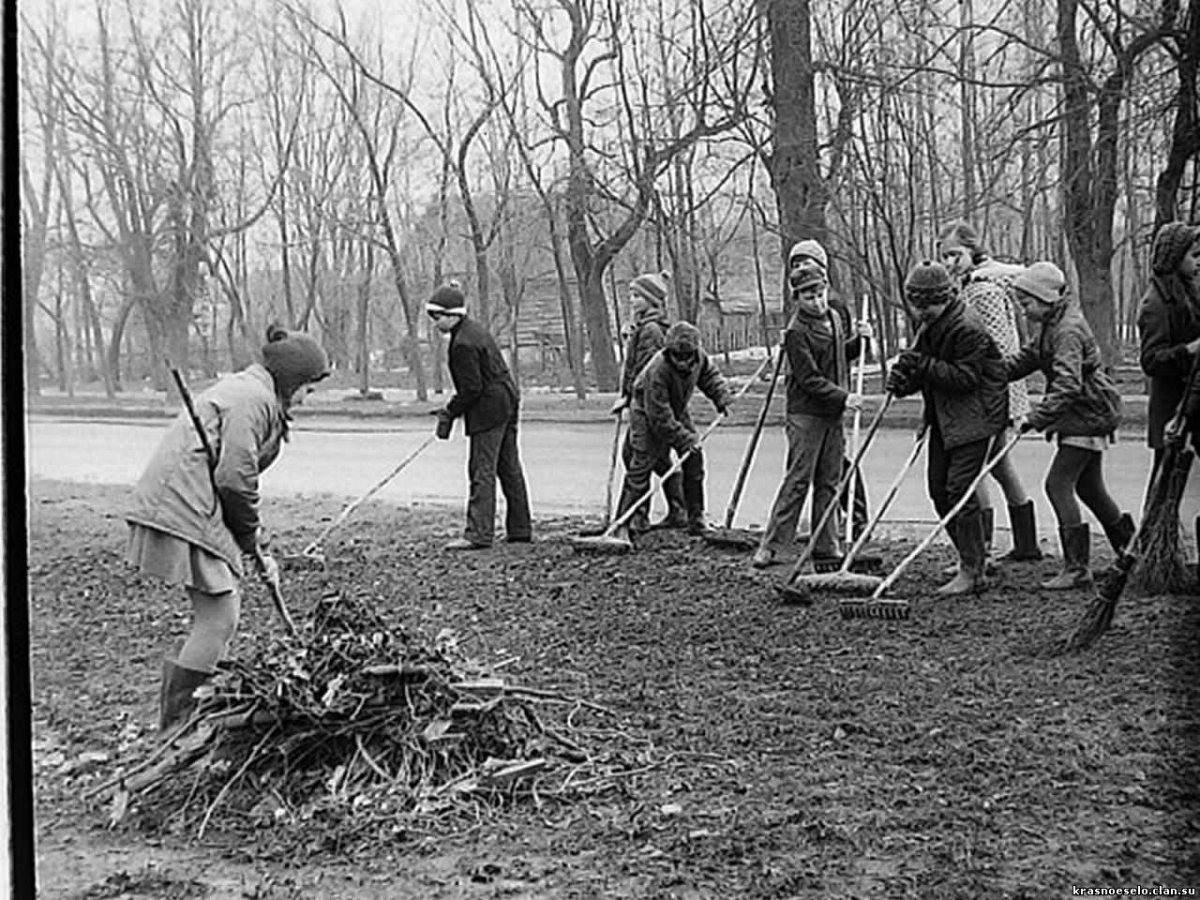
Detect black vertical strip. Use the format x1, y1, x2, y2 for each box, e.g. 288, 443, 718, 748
5, 0, 36, 894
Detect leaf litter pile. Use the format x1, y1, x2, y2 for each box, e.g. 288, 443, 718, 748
97, 587, 646, 855
30, 483, 1200, 896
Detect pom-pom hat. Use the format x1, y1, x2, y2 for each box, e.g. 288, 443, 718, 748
904, 260, 955, 308
630, 271, 671, 307
261, 324, 330, 400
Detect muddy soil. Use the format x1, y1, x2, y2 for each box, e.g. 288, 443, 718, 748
27, 480, 1200, 898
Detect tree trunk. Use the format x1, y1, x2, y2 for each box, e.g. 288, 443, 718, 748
1154, 0, 1200, 229
766, 0, 828, 262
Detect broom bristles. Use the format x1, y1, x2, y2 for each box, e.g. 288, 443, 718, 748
1128, 504, 1191, 596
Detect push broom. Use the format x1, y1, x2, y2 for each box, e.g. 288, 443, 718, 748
838, 429, 1023, 620
782, 425, 928, 603
569, 352, 775, 555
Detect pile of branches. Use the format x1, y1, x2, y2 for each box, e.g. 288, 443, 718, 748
96, 591, 644, 853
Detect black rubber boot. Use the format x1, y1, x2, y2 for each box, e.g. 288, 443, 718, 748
981, 507, 995, 555
159, 657, 213, 734
683, 478, 709, 536
1001, 501, 1043, 561
653, 473, 689, 530
1042, 524, 1092, 590
939, 512, 986, 596
1102, 513, 1136, 556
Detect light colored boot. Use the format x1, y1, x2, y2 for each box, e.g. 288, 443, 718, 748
1041, 524, 1092, 590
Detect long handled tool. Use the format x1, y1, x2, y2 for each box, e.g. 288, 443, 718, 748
1060, 362, 1200, 652
294, 435, 437, 566
783, 425, 928, 602
577, 412, 626, 537
844, 295, 868, 548
838, 429, 1023, 621
704, 347, 786, 550
169, 366, 297, 635
570, 352, 775, 555
773, 393, 895, 603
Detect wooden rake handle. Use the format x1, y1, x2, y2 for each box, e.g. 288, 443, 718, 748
869, 429, 1023, 600
844, 296, 869, 546
722, 346, 786, 528
604, 352, 775, 537
838, 425, 927, 572
301, 435, 436, 557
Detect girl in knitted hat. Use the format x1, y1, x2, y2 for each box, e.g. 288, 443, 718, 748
885, 261, 1009, 595
938, 221, 1042, 565
1006, 263, 1130, 589
611, 271, 687, 530
125, 325, 330, 732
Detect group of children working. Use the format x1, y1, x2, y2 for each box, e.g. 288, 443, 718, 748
609, 220, 1200, 597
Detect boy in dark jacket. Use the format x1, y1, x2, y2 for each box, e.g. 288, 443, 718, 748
1006, 262, 1131, 589
613, 322, 731, 541
753, 246, 870, 568
886, 261, 1009, 595
429, 284, 532, 550
610, 271, 687, 530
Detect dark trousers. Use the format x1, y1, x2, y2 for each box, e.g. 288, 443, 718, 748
840, 458, 869, 537
762, 413, 844, 556
465, 415, 531, 545
927, 425, 995, 526
1045, 445, 1121, 529
621, 431, 685, 523
616, 410, 704, 523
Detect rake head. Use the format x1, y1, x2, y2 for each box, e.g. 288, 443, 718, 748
703, 528, 762, 551
774, 581, 814, 606
569, 532, 633, 555
838, 598, 911, 620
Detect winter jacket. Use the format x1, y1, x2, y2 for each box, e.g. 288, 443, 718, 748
632, 349, 731, 454
961, 264, 1030, 422
1007, 303, 1122, 437
126, 364, 287, 574
783, 305, 866, 418
620, 308, 670, 400
445, 316, 519, 435
1138, 277, 1200, 448
892, 299, 1009, 449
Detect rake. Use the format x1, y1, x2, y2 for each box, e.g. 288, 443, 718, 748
570, 352, 774, 555
576, 412, 625, 537
774, 392, 896, 604
843, 295, 869, 550
839, 429, 1022, 621
287, 435, 436, 569
782, 425, 928, 603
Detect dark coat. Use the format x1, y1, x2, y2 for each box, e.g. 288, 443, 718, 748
1008, 303, 1121, 437
126, 364, 287, 573
1137, 277, 1200, 448
445, 317, 518, 435
894, 299, 1009, 449
783, 306, 866, 418
620, 308, 670, 399
632, 349, 731, 454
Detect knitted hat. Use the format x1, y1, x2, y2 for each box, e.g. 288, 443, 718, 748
426, 283, 467, 316
665, 321, 701, 357
904, 260, 955, 308
261, 324, 330, 400
1011, 261, 1066, 305
1151, 222, 1200, 276
788, 239, 828, 270
790, 261, 827, 292
630, 271, 671, 306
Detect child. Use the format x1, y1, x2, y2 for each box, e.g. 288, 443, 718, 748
885, 261, 1009, 595
126, 325, 330, 731
613, 322, 731, 541
752, 243, 870, 569
937, 220, 1041, 562
1007, 262, 1131, 589
610, 271, 687, 530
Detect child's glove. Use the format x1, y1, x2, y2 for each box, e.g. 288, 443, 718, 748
435, 409, 454, 440
680, 432, 702, 456
884, 368, 910, 396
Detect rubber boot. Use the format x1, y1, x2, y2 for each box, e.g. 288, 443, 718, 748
938, 513, 986, 596
616, 484, 649, 535
1000, 501, 1043, 561
160, 657, 213, 734
981, 507, 995, 556
1042, 524, 1092, 590
653, 473, 689, 530
1101, 513, 1136, 557
683, 477, 709, 537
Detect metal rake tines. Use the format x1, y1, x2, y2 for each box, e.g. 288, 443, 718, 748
838, 599, 911, 620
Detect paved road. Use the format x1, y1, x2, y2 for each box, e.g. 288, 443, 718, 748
25, 416, 1199, 547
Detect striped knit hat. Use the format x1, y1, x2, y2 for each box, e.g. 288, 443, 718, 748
904, 260, 955, 308
426, 283, 467, 316
1151, 222, 1200, 276
630, 271, 670, 307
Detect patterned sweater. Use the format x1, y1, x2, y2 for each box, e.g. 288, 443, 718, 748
961, 262, 1029, 422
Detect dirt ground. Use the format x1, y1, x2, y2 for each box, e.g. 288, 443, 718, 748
27, 479, 1200, 898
